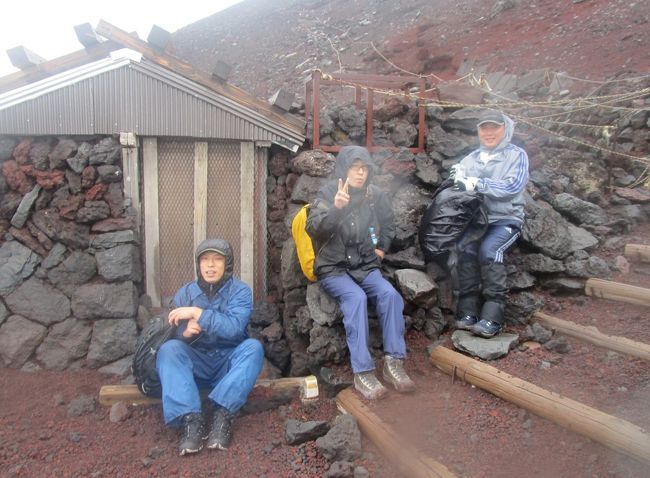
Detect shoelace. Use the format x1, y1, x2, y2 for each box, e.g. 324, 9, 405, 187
358, 373, 381, 389
386, 359, 409, 381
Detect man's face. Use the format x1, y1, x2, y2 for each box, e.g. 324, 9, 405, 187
199, 251, 225, 284
478, 122, 506, 150
346, 159, 369, 188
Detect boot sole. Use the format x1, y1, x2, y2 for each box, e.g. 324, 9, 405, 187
354, 384, 388, 400
383, 374, 416, 393
179, 445, 203, 456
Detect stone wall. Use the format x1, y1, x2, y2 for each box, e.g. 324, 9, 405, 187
0, 136, 142, 371
257, 78, 650, 376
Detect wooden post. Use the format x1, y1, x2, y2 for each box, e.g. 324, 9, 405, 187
142, 137, 161, 308
313, 71, 321, 149
534, 312, 650, 361
624, 244, 650, 263
417, 78, 426, 153
120, 132, 140, 227
193, 141, 208, 252
366, 88, 374, 150
585, 278, 650, 307
336, 389, 457, 478
429, 346, 650, 466
240, 141, 255, 295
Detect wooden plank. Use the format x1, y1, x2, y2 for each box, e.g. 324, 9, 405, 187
142, 137, 161, 308
429, 346, 650, 466
193, 141, 208, 252
336, 388, 456, 478
240, 141, 255, 294
120, 133, 140, 227
625, 244, 650, 263
0, 41, 121, 94
99, 377, 310, 406
585, 278, 650, 307
94, 20, 304, 133
534, 312, 650, 361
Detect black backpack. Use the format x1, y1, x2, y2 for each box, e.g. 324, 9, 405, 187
132, 317, 177, 398
418, 180, 489, 270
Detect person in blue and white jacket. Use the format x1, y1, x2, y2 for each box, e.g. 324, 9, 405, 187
157, 238, 264, 456
451, 110, 529, 338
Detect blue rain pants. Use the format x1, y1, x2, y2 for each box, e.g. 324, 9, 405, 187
156, 337, 264, 426
320, 268, 406, 373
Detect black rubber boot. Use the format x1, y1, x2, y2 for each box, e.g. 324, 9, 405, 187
179, 412, 205, 456
455, 253, 481, 318
480, 262, 508, 305
207, 405, 235, 450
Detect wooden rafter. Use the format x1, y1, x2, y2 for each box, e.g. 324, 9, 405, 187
0, 41, 122, 94
95, 20, 305, 134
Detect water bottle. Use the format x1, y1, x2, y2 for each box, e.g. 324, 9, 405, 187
369, 227, 378, 246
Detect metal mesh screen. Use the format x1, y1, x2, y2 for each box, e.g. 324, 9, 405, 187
206, 142, 242, 278
157, 139, 196, 300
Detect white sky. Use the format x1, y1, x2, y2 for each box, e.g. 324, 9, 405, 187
0, 0, 243, 77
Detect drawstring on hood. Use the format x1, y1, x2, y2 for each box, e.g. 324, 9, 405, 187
195, 238, 234, 300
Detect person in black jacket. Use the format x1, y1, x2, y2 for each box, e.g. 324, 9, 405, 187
306, 145, 415, 400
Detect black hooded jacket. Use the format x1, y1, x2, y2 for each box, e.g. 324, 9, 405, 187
306, 146, 395, 283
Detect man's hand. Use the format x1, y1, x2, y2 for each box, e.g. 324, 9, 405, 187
182, 318, 202, 338
454, 176, 479, 191
334, 178, 350, 209
168, 306, 202, 326
375, 249, 385, 260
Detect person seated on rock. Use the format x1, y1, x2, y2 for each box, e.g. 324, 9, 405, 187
156, 238, 264, 456
306, 145, 416, 400
450, 110, 529, 338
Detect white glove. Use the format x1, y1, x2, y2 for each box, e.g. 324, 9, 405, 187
454, 176, 479, 191
449, 164, 465, 180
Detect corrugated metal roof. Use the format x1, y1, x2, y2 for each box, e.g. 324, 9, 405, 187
0, 51, 304, 151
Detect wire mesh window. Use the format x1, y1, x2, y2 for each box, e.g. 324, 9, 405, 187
157, 139, 195, 301
206, 141, 242, 278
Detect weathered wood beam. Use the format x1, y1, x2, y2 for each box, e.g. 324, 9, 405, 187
0, 41, 121, 94
94, 20, 304, 132
99, 376, 311, 407
429, 346, 650, 466
336, 388, 456, 478
534, 312, 650, 361
624, 244, 650, 263
585, 278, 650, 307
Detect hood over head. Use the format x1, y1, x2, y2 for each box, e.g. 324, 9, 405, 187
195, 238, 234, 295
477, 110, 515, 152
333, 145, 376, 185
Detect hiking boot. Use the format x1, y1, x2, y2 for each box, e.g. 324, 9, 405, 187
455, 315, 479, 331
383, 355, 416, 393
471, 319, 503, 338
353, 371, 388, 400
206, 405, 235, 450
179, 412, 205, 456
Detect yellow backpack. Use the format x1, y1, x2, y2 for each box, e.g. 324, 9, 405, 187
291, 204, 317, 282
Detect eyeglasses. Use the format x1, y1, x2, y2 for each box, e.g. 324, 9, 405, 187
350, 164, 369, 173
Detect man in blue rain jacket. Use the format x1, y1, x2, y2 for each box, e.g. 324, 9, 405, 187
156, 238, 264, 456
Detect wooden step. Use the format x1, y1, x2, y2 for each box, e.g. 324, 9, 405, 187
624, 244, 650, 263
429, 346, 650, 466
336, 388, 456, 478
585, 278, 650, 307
534, 312, 650, 361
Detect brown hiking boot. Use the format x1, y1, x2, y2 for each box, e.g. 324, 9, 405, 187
353, 371, 388, 400
383, 356, 416, 393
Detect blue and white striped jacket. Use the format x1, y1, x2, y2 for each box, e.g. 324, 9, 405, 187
458, 114, 529, 227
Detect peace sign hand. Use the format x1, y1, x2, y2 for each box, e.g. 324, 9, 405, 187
334, 178, 350, 209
